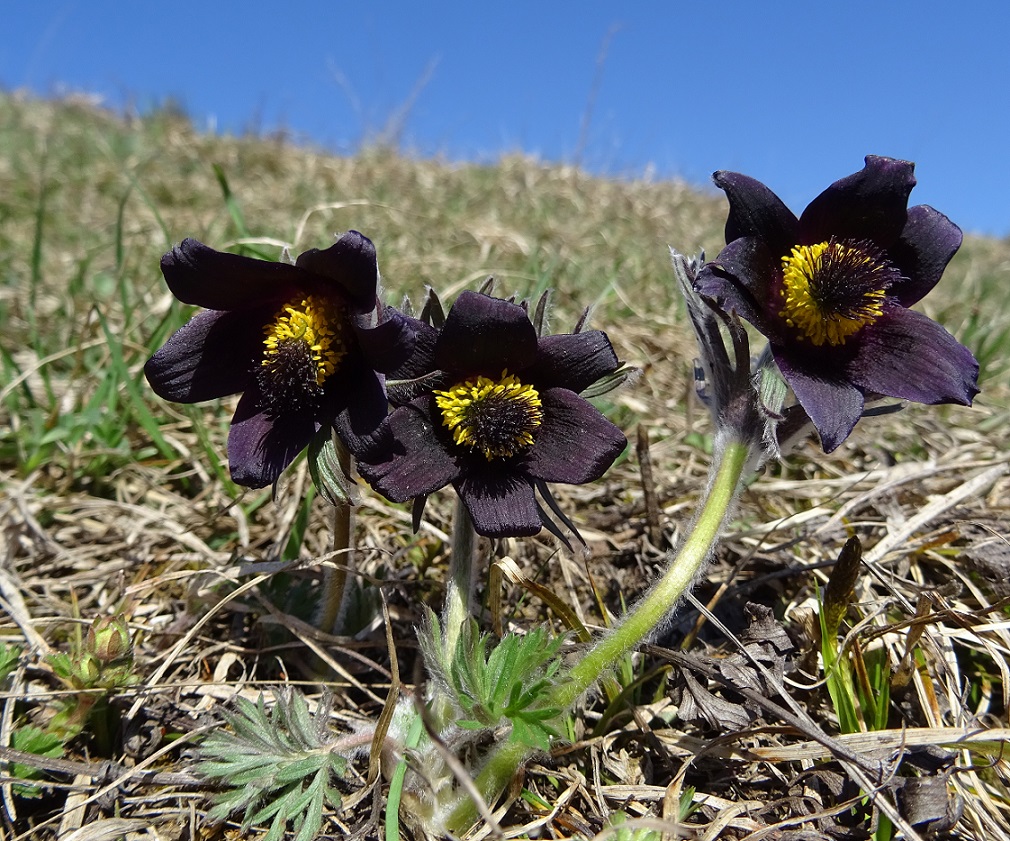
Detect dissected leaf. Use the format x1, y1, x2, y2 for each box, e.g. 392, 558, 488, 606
197, 689, 347, 839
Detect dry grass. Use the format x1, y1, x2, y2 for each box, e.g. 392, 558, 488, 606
1, 91, 1009, 839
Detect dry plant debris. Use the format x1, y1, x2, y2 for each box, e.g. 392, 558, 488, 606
0, 93, 1009, 839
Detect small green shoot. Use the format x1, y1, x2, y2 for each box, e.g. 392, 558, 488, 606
422, 612, 567, 751
819, 536, 865, 735
0, 642, 20, 680
46, 614, 137, 748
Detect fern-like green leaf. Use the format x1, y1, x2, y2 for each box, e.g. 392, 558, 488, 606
434, 618, 567, 749
197, 689, 347, 840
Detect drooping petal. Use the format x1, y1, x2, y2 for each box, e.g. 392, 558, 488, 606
848, 308, 980, 406
522, 389, 626, 483
888, 205, 963, 306
227, 386, 317, 488
355, 400, 460, 502
331, 363, 391, 457
532, 331, 620, 393
455, 469, 541, 537
434, 291, 538, 375
294, 230, 378, 312
774, 350, 865, 453
144, 308, 268, 402
353, 306, 417, 374
160, 239, 302, 310
694, 237, 779, 334
714, 170, 798, 256
798, 156, 915, 248
387, 315, 438, 380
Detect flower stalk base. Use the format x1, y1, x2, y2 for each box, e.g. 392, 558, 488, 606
443, 497, 478, 660
315, 442, 353, 634
444, 436, 753, 834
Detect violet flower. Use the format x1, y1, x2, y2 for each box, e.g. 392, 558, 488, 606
356, 291, 627, 538
144, 232, 413, 487
695, 156, 979, 451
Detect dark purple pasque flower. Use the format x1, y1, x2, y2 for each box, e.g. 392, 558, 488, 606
356, 291, 628, 538
695, 155, 979, 452
144, 231, 413, 488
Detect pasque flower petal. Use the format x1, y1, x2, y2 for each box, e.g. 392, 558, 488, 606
532, 332, 620, 392
798, 156, 915, 247
293, 230, 379, 312
160, 239, 302, 310
849, 308, 980, 406
227, 385, 319, 488
456, 470, 541, 538
888, 205, 963, 306
144, 308, 269, 402
353, 306, 418, 374
773, 351, 865, 453
356, 399, 461, 501
331, 361, 393, 458
523, 389, 626, 483
435, 291, 538, 374
715, 170, 798, 255
694, 237, 780, 335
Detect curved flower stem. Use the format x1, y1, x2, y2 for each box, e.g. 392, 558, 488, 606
555, 437, 750, 708
442, 496, 478, 660
444, 436, 752, 835
316, 443, 353, 633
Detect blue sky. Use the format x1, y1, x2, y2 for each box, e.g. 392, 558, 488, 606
5, 1, 1009, 237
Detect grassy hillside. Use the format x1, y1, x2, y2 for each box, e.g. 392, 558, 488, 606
1, 92, 1009, 839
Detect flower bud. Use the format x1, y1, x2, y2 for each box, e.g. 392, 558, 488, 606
86, 616, 133, 665
74, 652, 102, 688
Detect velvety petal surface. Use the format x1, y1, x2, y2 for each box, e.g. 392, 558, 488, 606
888, 205, 963, 306
522, 389, 626, 483
455, 470, 541, 537
532, 331, 620, 392
353, 306, 417, 373
798, 156, 915, 247
434, 291, 538, 374
387, 316, 438, 381
355, 401, 460, 502
144, 308, 268, 402
161, 239, 302, 310
694, 237, 778, 333
331, 363, 391, 458
227, 386, 318, 488
715, 170, 798, 255
848, 308, 980, 406
294, 231, 378, 312
774, 351, 865, 453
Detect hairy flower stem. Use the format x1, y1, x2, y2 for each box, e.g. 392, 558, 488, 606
557, 437, 750, 706
444, 436, 752, 835
443, 497, 478, 661
316, 442, 353, 634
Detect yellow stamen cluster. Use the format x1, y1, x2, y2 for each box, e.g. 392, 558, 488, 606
779, 241, 888, 346
262, 295, 345, 385
435, 370, 544, 460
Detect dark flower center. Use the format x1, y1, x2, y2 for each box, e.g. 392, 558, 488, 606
434, 370, 544, 460
256, 295, 345, 414
778, 238, 901, 346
